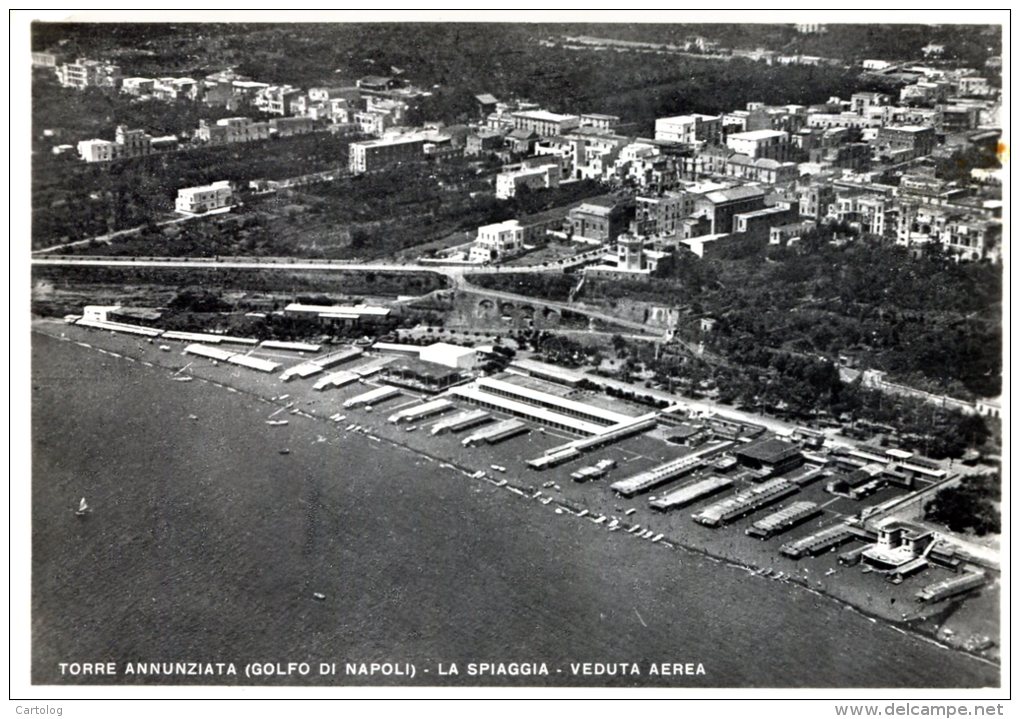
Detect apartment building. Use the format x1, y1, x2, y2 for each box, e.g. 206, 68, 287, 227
261, 86, 304, 116
32, 51, 59, 68
469, 220, 526, 263
115, 125, 153, 157
76, 125, 178, 163
632, 193, 690, 238
897, 203, 1001, 261
833, 193, 893, 236
175, 181, 234, 214
195, 117, 271, 145
850, 92, 892, 115
580, 113, 621, 131
269, 117, 316, 137
494, 163, 561, 199
725, 129, 791, 161
567, 199, 629, 243
348, 134, 427, 174
511, 110, 581, 137
874, 125, 936, 159
56, 57, 122, 89
654, 114, 723, 146
77, 139, 121, 163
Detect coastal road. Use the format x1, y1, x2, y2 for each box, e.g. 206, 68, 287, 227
32, 254, 665, 336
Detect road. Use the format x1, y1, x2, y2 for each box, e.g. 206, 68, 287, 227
31, 215, 200, 255
32, 254, 666, 336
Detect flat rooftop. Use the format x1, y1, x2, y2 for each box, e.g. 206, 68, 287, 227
476, 377, 632, 425
735, 437, 802, 465
728, 129, 789, 140
512, 110, 579, 123
449, 384, 604, 435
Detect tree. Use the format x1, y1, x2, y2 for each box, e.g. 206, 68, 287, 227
924, 473, 1001, 536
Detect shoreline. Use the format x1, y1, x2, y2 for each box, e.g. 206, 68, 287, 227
30, 321, 1000, 673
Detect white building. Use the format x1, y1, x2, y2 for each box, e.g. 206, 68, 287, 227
862, 59, 892, 71
348, 134, 426, 174
511, 110, 581, 137
175, 181, 234, 214
654, 114, 722, 145
495, 163, 561, 200
420, 342, 478, 370
725, 129, 791, 161
77, 139, 120, 163
469, 220, 525, 263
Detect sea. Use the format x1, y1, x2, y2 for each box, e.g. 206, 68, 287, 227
30, 332, 999, 688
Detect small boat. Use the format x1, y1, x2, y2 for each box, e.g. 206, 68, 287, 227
266, 419, 289, 426
172, 376, 193, 382
159, 345, 171, 352
651, 534, 664, 543
625, 508, 636, 516
188, 414, 198, 420
490, 464, 506, 473
279, 448, 291, 455
405, 425, 417, 432
312, 592, 326, 601
74, 497, 90, 517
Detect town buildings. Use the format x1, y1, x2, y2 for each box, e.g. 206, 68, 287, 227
55, 57, 122, 89
195, 117, 271, 145
76, 125, 179, 163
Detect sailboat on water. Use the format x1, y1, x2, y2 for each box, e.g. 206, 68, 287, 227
74, 497, 90, 517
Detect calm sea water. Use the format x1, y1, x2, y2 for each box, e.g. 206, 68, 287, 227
30, 333, 999, 687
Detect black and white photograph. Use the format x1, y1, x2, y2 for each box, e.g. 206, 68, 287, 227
11, 8, 1009, 709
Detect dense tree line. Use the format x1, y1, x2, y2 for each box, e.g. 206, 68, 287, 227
924, 472, 1001, 536
32, 265, 448, 299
